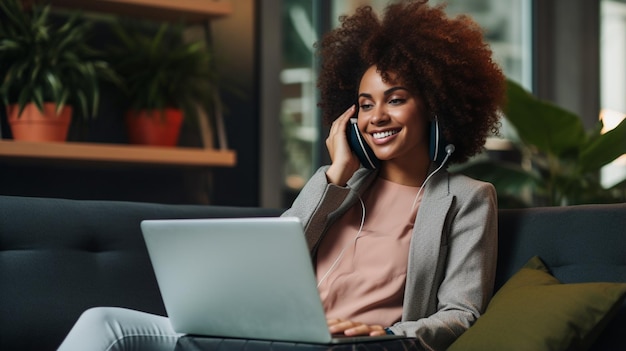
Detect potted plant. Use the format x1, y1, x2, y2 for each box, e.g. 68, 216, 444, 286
453, 79, 626, 207
0, 0, 117, 142
106, 20, 217, 147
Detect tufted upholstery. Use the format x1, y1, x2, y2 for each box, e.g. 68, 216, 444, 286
0, 195, 282, 351
0, 195, 625, 351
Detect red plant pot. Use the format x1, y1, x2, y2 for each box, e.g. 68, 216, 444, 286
125, 108, 184, 147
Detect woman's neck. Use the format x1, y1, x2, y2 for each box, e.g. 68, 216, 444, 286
378, 157, 431, 187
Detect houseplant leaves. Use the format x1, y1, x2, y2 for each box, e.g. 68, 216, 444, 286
455, 79, 626, 207
0, 0, 118, 118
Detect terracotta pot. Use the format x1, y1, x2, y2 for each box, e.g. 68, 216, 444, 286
125, 108, 184, 147
6, 103, 73, 142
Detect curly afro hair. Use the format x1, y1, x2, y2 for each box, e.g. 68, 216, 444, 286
315, 0, 506, 164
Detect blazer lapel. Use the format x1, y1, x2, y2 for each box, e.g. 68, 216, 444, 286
403, 169, 454, 320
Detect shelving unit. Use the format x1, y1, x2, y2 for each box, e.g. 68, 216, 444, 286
0, 140, 236, 167
5, 0, 237, 169
45, 0, 233, 22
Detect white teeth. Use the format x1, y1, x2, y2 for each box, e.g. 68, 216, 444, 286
372, 130, 399, 139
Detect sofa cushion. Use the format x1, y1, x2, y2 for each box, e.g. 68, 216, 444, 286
448, 256, 626, 351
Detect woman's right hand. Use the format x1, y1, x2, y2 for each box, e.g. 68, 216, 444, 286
327, 318, 387, 337
325, 105, 361, 186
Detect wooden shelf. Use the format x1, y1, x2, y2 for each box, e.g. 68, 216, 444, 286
0, 140, 236, 168
43, 0, 233, 22
7, 2, 236, 170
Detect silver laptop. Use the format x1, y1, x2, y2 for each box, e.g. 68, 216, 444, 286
140, 216, 405, 344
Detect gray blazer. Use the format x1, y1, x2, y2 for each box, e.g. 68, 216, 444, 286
282, 165, 498, 351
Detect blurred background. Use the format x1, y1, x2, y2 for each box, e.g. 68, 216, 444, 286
1, 0, 624, 209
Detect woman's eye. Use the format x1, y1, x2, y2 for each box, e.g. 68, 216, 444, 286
389, 98, 405, 105
360, 104, 373, 110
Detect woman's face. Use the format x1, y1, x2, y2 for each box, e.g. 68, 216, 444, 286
357, 65, 429, 166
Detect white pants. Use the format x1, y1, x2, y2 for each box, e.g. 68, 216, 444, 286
57, 307, 182, 351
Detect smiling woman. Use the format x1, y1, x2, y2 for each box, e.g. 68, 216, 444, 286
57, 2, 506, 350
354, 67, 429, 185
282, 1, 505, 349
275, 0, 531, 210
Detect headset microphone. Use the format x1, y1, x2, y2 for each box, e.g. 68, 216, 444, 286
445, 144, 455, 155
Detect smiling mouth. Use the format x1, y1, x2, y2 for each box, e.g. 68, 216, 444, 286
372, 129, 400, 139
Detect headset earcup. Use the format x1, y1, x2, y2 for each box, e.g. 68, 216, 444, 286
347, 122, 380, 169
429, 119, 450, 162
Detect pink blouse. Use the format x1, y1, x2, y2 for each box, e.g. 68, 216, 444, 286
316, 177, 421, 326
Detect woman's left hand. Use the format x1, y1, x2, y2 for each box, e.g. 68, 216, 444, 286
327, 318, 387, 336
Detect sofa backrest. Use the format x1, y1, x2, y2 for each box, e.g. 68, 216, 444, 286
0, 195, 283, 351
495, 203, 626, 288
1, 195, 625, 351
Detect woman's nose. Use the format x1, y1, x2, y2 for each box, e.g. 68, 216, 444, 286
369, 106, 389, 125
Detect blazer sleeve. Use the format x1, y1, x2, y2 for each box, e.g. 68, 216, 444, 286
281, 166, 352, 252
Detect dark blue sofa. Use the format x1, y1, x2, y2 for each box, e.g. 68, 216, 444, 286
0, 195, 624, 351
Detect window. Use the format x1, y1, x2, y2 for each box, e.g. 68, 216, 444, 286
280, 1, 318, 205
600, 0, 626, 188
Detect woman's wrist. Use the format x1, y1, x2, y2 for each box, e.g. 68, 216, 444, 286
325, 165, 350, 186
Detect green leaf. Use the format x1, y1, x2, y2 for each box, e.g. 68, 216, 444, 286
58, 91, 69, 111
54, 101, 66, 116
0, 0, 30, 35
579, 119, 626, 173
44, 70, 63, 101
82, 63, 100, 117
504, 79, 587, 157
0, 38, 20, 51
33, 88, 44, 111
33, 5, 51, 29
0, 0, 115, 120
453, 159, 538, 208
454, 159, 538, 192
150, 23, 169, 55
16, 88, 31, 112
103, 19, 217, 121
75, 90, 88, 117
